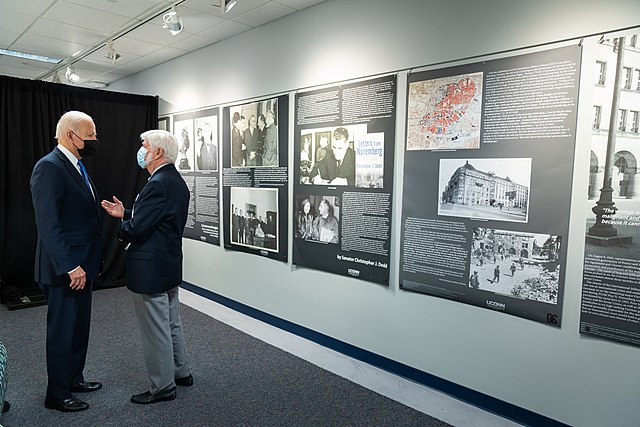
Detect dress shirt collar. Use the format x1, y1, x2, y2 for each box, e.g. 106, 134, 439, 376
57, 144, 80, 170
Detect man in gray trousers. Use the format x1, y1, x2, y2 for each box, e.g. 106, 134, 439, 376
101, 129, 193, 404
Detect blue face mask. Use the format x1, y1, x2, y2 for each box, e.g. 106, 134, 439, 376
136, 146, 148, 169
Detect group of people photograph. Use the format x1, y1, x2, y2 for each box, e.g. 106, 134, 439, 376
230, 99, 279, 168
295, 195, 340, 244
230, 187, 278, 251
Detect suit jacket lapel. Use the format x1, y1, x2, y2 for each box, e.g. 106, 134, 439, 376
53, 147, 98, 208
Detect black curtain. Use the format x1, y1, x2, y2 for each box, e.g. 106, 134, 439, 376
0, 75, 158, 298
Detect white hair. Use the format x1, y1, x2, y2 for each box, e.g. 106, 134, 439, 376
55, 111, 93, 140
140, 129, 178, 163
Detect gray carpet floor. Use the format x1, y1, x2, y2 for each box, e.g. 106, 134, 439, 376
0, 286, 450, 426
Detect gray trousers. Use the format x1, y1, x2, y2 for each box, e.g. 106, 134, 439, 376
131, 286, 190, 394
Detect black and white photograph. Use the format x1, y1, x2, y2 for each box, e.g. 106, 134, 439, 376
299, 124, 382, 188
158, 116, 170, 132
174, 118, 194, 172
230, 187, 278, 252
438, 158, 531, 223
194, 115, 218, 171
469, 228, 561, 304
294, 194, 340, 244
229, 98, 279, 168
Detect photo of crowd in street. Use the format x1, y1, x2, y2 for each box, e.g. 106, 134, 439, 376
294, 194, 340, 244
469, 227, 561, 304
194, 115, 218, 171
173, 118, 195, 172
230, 187, 278, 252
229, 98, 279, 168
438, 158, 531, 223
299, 124, 384, 188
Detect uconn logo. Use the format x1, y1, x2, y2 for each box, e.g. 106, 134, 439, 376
347, 268, 360, 277
486, 300, 506, 310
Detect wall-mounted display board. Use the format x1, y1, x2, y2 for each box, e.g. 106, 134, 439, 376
222, 95, 289, 261
400, 45, 581, 325
580, 35, 640, 346
292, 75, 397, 285
172, 107, 221, 244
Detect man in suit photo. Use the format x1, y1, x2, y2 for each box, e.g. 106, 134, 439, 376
30, 110, 103, 412
101, 129, 193, 405
310, 127, 355, 186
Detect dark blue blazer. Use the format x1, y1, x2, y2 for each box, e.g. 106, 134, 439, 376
30, 147, 103, 285
120, 163, 190, 294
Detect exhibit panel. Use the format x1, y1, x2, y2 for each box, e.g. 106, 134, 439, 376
580, 33, 640, 346
400, 45, 582, 325
292, 75, 397, 285
171, 108, 221, 245
222, 95, 289, 262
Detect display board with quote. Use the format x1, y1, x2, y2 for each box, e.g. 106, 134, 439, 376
400, 45, 581, 325
222, 95, 288, 262
171, 108, 221, 244
293, 75, 396, 285
579, 35, 640, 346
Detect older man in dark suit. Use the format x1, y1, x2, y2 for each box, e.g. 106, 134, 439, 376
101, 129, 192, 405
30, 110, 103, 412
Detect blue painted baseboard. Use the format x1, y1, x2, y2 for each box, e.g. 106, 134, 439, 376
181, 281, 567, 427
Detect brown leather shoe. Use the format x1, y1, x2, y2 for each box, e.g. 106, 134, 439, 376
44, 396, 89, 412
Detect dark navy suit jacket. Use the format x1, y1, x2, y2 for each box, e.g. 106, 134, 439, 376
120, 163, 190, 294
30, 147, 103, 285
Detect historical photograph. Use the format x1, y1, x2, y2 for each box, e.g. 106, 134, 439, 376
194, 115, 218, 171
230, 98, 279, 168
299, 124, 383, 188
230, 187, 278, 252
407, 72, 483, 151
438, 158, 531, 223
294, 194, 340, 244
469, 228, 561, 304
173, 118, 194, 172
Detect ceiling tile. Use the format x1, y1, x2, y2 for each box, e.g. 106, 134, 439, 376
0, 10, 39, 48
233, 2, 296, 27
2, 0, 56, 15
197, 20, 252, 40
30, 18, 106, 46
63, 0, 167, 18
169, 34, 218, 52
185, 0, 270, 18
43, 0, 132, 34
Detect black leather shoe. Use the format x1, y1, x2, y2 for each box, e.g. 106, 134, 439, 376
175, 374, 193, 387
2, 400, 10, 413
131, 387, 176, 404
44, 396, 89, 412
71, 381, 103, 393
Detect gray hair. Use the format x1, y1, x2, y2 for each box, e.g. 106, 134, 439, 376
140, 129, 178, 163
55, 111, 93, 139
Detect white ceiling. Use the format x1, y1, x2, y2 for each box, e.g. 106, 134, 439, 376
0, 0, 325, 88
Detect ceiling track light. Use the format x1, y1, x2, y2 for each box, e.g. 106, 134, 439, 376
224, 0, 237, 13
52, 72, 61, 83
105, 40, 121, 64
162, 7, 183, 36
65, 66, 80, 83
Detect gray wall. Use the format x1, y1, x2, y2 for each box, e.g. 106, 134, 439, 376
109, 1, 640, 425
